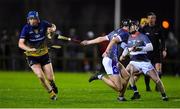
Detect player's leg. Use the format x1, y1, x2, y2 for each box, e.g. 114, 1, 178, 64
89, 57, 119, 90
144, 54, 154, 92
43, 63, 58, 94
117, 62, 130, 83
40, 54, 58, 94
31, 64, 57, 100
101, 75, 119, 91
117, 62, 130, 98
144, 74, 151, 91
126, 63, 141, 100
89, 57, 126, 101
101, 57, 124, 93
108, 74, 128, 101
147, 69, 168, 101
155, 62, 162, 91
31, 64, 52, 91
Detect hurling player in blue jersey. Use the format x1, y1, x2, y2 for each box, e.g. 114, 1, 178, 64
18, 11, 58, 100
120, 20, 168, 101
81, 20, 131, 101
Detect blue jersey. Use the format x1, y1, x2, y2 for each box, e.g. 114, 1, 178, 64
127, 32, 151, 61
106, 28, 129, 61
20, 20, 52, 56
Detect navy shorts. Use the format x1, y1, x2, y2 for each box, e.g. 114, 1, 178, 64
26, 53, 51, 67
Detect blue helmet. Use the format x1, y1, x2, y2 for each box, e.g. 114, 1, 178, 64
27, 11, 39, 19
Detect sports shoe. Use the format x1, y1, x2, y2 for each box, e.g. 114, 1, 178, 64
131, 92, 141, 100
89, 73, 101, 83
162, 96, 168, 101
117, 97, 127, 101
49, 90, 57, 100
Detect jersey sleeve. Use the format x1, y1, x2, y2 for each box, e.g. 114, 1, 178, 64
106, 31, 114, 40
19, 25, 28, 39
118, 32, 129, 42
142, 34, 151, 44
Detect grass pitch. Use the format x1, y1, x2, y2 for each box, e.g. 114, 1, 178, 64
0, 71, 180, 108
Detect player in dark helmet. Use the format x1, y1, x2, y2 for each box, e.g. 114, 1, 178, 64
120, 19, 132, 27
81, 19, 131, 101
120, 20, 168, 101
18, 11, 58, 100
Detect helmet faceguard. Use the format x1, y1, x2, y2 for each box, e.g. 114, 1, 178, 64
129, 20, 139, 34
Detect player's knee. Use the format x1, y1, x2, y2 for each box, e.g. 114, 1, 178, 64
116, 85, 123, 92
122, 73, 130, 82
34, 71, 43, 79
154, 78, 161, 84
151, 76, 160, 84
46, 74, 54, 81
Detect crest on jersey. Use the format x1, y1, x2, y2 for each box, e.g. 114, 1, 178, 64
34, 29, 39, 34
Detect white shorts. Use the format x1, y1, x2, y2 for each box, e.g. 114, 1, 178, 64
129, 61, 154, 75
102, 57, 119, 75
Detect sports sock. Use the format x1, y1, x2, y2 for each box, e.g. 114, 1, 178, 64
97, 74, 103, 80
49, 80, 56, 87
144, 75, 150, 88
131, 85, 139, 93
161, 93, 167, 97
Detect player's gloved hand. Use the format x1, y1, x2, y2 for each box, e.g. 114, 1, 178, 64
81, 40, 88, 46
28, 48, 37, 52
134, 47, 142, 51
47, 24, 56, 33
128, 46, 136, 52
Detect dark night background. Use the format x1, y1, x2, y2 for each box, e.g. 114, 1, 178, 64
0, 0, 176, 35
0, 0, 179, 75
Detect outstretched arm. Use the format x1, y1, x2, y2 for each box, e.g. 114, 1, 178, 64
81, 36, 108, 45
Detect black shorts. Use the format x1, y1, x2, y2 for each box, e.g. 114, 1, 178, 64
147, 50, 162, 64
26, 53, 51, 67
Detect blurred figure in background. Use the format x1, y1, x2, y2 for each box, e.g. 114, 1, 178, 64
0, 28, 10, 69
140, 18, 148, 28
166, 31, 179, 77
139, 12, 167, 91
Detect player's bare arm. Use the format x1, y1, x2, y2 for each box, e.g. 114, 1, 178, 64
81, 36, 108, 45
102, 37, 120, 57
18, 39, 36, 52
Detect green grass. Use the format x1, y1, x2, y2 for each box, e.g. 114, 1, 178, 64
0, 71, 180, 108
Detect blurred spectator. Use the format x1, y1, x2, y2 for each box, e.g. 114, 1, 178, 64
166, 31, 179, 76
66, 28, 80, 71
87, 31, 95, 39
83, 58, 90, 72
0, 28, 11, 69
10, 29, 20, 70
